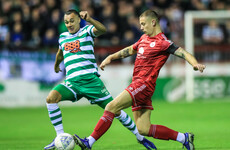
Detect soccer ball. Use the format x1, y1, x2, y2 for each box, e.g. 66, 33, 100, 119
54, 133, 75, 150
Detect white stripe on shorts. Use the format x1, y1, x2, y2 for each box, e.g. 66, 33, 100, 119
94, 94, 112, 102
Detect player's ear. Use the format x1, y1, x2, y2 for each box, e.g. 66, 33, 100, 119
152, 20, 156, 26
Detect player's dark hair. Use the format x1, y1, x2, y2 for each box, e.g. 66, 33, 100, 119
140, 10, 159, 22
65, 9, 80, 17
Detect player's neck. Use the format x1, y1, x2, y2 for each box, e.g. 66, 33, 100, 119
149, 27, 162, 37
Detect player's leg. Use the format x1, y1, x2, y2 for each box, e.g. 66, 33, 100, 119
46, 90, 63, 136
74, 90, 132, 149
134, 109, 180, 139
133, 109, 151, 136
97, 98, 146, 144
91, 90, 133, 140
44, 83, 77, 150
113, 108, 157, 150
73, 75, 146, 148
131, 109, 157, 149
46, 84, 76, 135
44, 90, 63, 150
133, 109, 194, 150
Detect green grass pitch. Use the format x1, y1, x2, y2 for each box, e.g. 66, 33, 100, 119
0, 100, 230, 150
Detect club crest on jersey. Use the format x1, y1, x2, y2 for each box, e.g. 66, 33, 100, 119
139, 47, 144, 54
78, 32, 84, 37
78, 30, 86, 37
150, 42, 155, 47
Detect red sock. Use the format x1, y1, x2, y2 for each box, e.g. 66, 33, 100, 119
148, 124, 178, 141
91, 110, 115, 140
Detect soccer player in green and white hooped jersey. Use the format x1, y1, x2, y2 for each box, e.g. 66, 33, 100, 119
44, 10, 156, 150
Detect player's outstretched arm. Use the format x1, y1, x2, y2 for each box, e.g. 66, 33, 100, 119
80, 11, 107, 37
100, 45, 136, 71
174, 47, 206, 73
54, 49, 64, 73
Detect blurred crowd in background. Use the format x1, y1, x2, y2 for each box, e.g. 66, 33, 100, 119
0, 0, 230, 53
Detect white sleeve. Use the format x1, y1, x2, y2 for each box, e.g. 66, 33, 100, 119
87, 25, 96, 38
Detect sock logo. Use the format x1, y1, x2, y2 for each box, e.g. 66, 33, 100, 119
101, 117, 107, 122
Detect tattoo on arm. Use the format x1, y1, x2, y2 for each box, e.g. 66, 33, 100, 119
174, 48, 186, 59
119, 48, 130, 58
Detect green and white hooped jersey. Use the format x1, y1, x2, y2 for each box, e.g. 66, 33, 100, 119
59, 25, 98, 81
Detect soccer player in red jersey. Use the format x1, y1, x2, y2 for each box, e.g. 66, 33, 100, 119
74, 10, 205, 150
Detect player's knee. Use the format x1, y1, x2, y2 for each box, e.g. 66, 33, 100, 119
46, 96, 57, 103
105, 101, 118, 113
46, 91, 61, 103
105, 101, 113, 111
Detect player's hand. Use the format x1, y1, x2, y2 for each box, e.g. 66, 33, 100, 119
80, 11, 91, 21
100, 56, 112, 71
54, 66, 62, 73
193, 64, 206, 73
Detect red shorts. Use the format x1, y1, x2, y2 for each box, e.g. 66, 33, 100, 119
125, 80, 155, 111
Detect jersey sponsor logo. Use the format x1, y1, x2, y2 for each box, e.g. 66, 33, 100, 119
137, 47, 146, 59
150, 42, 155, 47
64, 40, 81, 53
139, 47, 144, 54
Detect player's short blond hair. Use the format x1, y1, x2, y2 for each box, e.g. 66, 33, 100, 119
140, 10, 159, 22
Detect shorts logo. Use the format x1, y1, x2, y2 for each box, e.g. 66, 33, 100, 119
129, 87, 133, 91
139, 47, 144, 54
101, 88, 109, 95
65, 81, 72, 87
150, 42, 155, 47
131, 84, 146, 96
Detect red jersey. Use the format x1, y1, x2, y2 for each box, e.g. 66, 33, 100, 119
132, 33, 175, 89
